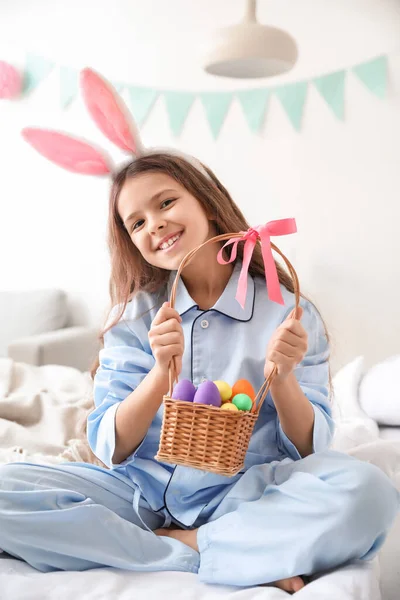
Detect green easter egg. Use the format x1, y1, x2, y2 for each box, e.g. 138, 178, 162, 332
232, 393, 253, 411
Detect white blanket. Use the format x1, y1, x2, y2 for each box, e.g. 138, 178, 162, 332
0, 358, 104, 468
0, 357, 398, 600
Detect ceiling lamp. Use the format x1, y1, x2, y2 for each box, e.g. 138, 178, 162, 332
203, 0, 298, 79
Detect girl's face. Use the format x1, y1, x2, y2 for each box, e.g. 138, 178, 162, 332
118, 172, 216, 270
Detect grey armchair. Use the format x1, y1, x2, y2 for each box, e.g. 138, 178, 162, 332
8, 326, 101, 372
2, 288, 101, 372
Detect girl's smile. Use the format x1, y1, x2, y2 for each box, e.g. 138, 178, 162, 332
156, 230, 184, 252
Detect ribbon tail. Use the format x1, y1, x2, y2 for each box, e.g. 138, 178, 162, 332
236, 239, 255, 309
260, 234, 285, 305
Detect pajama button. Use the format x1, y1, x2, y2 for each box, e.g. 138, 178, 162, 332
200, 320, 209, 329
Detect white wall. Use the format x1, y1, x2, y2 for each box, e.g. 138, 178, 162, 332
0, 0, 400, 373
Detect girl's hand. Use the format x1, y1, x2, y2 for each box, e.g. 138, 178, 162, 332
149, 302, 184, 376
264, 306, 308, 383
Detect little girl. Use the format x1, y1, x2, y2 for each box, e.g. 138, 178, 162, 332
0, 69, 398, 594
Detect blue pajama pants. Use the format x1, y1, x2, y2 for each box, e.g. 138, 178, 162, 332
0, 449, 398, 586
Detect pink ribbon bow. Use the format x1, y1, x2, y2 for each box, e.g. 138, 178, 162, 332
217, 219, 297, 309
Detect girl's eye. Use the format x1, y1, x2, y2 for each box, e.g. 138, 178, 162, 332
161, 198, 176, 209
132, 219, 144, 232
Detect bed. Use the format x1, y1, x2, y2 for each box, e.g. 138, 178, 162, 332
0, 356, 398, 600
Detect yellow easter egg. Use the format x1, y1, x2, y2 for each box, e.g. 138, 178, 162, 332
220, 402, 239, 412
213, 380, 232, 403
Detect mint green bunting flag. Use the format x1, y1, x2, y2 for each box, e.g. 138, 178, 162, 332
164, 92, 195, 136
274, 82, 308, 131
353, 55, 387, 99
23, 53, 54, 94
16, 50, 392, 134
200, 92, 232, 139
59, 66, 78, 109
313, 70, 346, 120
236, 89, 270, 133
127, 86, 158, 126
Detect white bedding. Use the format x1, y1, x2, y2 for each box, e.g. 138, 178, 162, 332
0, 558, 382, 600
0, 357, 399, 600
380, 427, 400, 442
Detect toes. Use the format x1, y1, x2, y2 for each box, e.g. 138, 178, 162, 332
292, 576, 306, 592
271, 576, 306, 594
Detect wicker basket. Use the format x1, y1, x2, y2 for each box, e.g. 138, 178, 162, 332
155, 231, 300, 476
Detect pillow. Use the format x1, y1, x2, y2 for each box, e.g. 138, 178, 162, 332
331, 355, 368, 421
0, 289, 68, 358
330, 356, 380, 452
359, 355, 400, 426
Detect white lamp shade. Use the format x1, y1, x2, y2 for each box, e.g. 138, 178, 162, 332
204, 22, 298, 79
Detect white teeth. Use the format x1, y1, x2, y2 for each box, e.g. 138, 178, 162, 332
159, 233, 181, 250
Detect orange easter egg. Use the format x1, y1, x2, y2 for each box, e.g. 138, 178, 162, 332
231, 379, 256, 401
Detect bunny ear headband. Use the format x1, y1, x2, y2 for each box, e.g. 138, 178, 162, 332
21, 67, 210, 179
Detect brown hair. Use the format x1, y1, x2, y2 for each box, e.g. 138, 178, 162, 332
90, 152, 332, 395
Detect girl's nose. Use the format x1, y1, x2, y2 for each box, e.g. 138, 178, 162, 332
149, 218, 166, 235
150, 223, 165, 235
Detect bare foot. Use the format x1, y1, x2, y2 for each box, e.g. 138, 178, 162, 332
154, 527, 199, 552
263, 576, 306, 594
155, 528, 307, 594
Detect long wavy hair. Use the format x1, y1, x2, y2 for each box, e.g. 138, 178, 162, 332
90, 152, 332, 395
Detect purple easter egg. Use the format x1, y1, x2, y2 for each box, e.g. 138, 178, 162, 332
171, 379, 196, 402
193, 380, 222, 407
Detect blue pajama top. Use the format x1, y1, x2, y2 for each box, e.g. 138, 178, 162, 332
87, 260, 334, 528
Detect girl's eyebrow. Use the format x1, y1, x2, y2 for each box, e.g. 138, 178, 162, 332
123, 188, 177, 227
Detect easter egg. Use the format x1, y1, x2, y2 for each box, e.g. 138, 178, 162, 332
213, 380, 232, 403
220, 402, 239, 412
232, 379, 256, 401
194, 380, 221, 407
171, 379, 196, 402
232, 393, 253, 411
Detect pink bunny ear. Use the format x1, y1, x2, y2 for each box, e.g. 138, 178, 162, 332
22, 128, 112, 175
80, 68, 142, 155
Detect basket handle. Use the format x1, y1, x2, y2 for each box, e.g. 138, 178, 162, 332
167, 231, 301, 413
